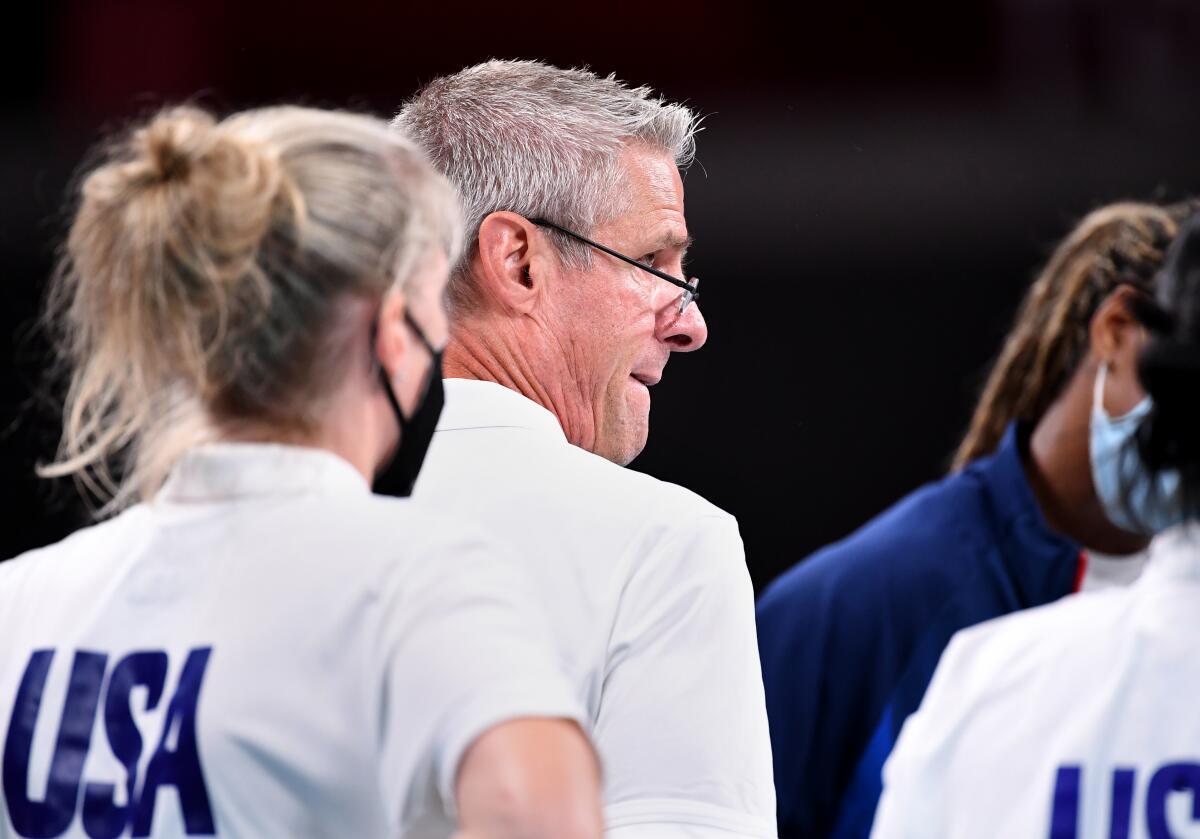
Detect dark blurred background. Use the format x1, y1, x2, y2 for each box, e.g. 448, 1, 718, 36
4, 0, 1200, 590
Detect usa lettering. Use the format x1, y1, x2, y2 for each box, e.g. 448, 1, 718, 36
1050, 762, 1200, 839
2, 648, 215, 838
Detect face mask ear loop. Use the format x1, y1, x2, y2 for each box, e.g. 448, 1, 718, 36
371, 313, 409, 431
401, 310, 438, 410
379, 365, 409, 434
1093, 361, 1111, 421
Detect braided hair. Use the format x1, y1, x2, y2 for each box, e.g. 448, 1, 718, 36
952, 200, 1195, 471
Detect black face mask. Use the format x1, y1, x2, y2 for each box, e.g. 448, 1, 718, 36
372, 310, 444, 498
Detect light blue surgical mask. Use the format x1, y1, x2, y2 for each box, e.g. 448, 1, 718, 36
1089, 362, 1184, 535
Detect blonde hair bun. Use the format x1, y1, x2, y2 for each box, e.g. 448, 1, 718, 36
139, 106, 216, 184
42, 103, 463, 513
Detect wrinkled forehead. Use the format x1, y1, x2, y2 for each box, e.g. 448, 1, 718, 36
601, 144, 688, 243
619, 143, 685, 210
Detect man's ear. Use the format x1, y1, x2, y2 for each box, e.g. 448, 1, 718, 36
473, 211, 550, 314
375, 289, 409, 380
1089, 285, 1146, 366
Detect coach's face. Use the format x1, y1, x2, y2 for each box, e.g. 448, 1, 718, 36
551, 144, 708, 465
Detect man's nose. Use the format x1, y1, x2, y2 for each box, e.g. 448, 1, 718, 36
658, 295, 708, 352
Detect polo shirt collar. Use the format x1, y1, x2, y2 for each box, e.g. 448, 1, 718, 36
438, 378, 568, 443
970, 422, 1081, 601
157, 443, 369, 503
1143, 524, 1200, 584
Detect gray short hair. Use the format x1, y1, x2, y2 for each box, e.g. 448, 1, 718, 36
393, 59, 699, 312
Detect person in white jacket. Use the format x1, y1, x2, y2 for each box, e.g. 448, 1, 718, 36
872, 213, 1200, 839
395, 60, 776, 838
0, 104, 601, 839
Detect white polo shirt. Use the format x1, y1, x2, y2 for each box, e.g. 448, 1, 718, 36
413, 378, 776, 838
1081, 548, 1149, 592
0, 443, 583, 839
871, 524, 1200, 839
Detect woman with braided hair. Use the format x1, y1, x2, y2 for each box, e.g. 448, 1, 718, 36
757, 200, 1194, 839
872, 213, 1200, 838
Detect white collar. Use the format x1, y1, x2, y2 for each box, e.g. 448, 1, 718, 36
1141, 523, 1200, 584
157, 443, 369, 503
438, 379, 568, 443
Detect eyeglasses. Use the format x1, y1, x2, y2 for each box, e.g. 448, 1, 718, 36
529, 218, 701, 314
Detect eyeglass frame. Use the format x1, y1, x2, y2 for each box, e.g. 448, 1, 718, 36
528, 218, 701, 314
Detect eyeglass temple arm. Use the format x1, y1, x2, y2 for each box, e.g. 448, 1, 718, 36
529, 218, 699, 299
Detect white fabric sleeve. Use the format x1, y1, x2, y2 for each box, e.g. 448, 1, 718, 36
597, 513, 778, 838
870, 632, 976, 839
374, 529, 586, 832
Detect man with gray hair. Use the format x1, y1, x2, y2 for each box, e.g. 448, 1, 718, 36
394, 60, 775, 837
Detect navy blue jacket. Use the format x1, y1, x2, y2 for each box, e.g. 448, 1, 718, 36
756, 423, 1084, 839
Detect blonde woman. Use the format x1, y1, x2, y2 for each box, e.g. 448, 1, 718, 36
0, 105, 600, 839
